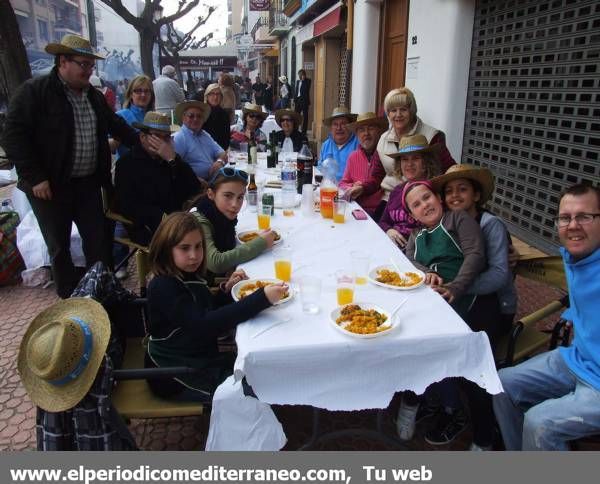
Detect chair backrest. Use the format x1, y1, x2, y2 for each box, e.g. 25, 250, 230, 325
101, 187, 135, 226
514, 255, 567, 292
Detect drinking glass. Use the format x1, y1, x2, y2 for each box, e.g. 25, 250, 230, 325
299, 275, 321, 314
351, 250, 370, 285
333, 199, 348, 224
301, 184, 314, 216
257, 204, 272, 230
273, 245, 292, 282
335, 269, 355, 305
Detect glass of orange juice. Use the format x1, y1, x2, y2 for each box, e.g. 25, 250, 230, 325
273, 245, 292, 282
257, 204, 272, 230
333, 199, 347, 223
336, 270, 355, 305
351, 250, 370, 285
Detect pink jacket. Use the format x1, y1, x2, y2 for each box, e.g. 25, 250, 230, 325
339, 147, 385, 215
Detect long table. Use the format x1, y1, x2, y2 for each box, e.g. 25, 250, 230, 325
205, 178, 502, 450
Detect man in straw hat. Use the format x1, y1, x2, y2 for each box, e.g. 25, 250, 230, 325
339, 113, 388, 219
274, 109, 307, 153
2, 34, 140, 298
115, 112, 202, 245
18, 298, 111, 413
318, 106, 359, 181
173, 100, 227, 180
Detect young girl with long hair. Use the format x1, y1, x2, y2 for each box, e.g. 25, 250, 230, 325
144, 212, 287, 401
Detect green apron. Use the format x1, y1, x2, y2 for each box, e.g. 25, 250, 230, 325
414, 217, 476, 319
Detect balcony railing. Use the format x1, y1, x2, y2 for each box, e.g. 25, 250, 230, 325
269, 9, 290, 36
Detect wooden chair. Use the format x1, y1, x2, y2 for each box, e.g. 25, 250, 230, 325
102, 188, 150, 296
494, 255, 570, 368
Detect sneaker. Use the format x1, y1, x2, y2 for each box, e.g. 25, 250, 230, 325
424, 409, 468, 445
115, 267, 129, 280
469, 442, 493, 451
395, 399, 419, 441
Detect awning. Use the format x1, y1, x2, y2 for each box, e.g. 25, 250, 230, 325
313, 5, 342, 37
263, 48, 280, 57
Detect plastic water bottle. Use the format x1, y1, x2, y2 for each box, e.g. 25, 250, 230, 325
281, 155, 297, 216
0, 199, 14, 213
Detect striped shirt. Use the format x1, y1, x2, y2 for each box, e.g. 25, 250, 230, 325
339, 147, 385, 214
61, 79, 98, 177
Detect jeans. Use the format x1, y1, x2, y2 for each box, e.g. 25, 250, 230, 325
493, 348, 600, 450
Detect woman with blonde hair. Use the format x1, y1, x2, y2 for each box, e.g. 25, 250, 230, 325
377, 87, 455, 203
201, 83, 230, 150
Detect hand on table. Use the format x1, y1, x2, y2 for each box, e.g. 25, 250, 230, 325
264, 282, 288, 304
425, 272, 444, 287
386, 229, 407, 249
32, 180, 52, 200
224, 269, 248, 292
345, 184, 364, 200
432, 285, 455, 304
259, 229, 276, 248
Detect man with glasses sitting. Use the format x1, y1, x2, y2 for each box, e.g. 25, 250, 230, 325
493, 183, 600, 450
173, 101, 227, 181
2, 34, 140, 298
114, 112, 202, 246
274, 109, 307, 153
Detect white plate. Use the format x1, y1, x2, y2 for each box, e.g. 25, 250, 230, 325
231, 278, 293, 305
368, 265, 425, 290
330, 302, 396, 339
237, 228, 283, 245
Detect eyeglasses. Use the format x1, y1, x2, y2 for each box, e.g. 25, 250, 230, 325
185, 113, 204, 119
209, 167, 249, 186
133, 88, 151, 95
554, 213, 600, 227
248, 114, 263, 119
280, 118, 293, 123
68, 58, 96, 71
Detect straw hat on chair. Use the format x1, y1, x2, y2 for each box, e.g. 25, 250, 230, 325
18, 298, 111, 412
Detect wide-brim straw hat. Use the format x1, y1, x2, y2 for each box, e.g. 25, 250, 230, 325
278, 75, 288, 83
385, 134, 441, 160
275, 108, 301, 127
347, 112, 389, 132
323, 106, 358, 126
132, 111, 179, 134
45, 34, 105, 59
431, 163, 495, 205
18, 298, 111, 412
242, 102, 268, 119
174, 101, 211, 126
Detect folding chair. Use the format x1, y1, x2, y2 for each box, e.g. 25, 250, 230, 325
102, 188, 150, 296
494, 255, 570, 369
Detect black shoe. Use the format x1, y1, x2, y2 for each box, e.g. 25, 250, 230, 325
424, 409, 468, 445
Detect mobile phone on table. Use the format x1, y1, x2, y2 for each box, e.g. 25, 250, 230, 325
352, 209, 368, 220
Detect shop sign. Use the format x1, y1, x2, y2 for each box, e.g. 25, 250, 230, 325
249, 0, 271, 11
172, 57, 238, 69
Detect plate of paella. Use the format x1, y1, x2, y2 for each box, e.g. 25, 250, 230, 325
330, 303, 396, 339
368, 266, 425, 290
231, 278, 293, 305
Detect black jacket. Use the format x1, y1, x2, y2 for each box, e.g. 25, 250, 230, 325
2, 67, 139, 195
114, 145, 201, 245
202, 105, 230, 151
274, 129, 308, 153
295, 78, 311, 106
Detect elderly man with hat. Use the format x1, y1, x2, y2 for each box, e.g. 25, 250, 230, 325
173, 100, 227, 180
274, 109, 307, 153
230, 103, 268, 151
318, 106, 359, 181
339, 113, 388, 220
153, 65, 185, 115
2, 34, 140, 298
201, 83, 231, 151
115, 112, 202, 245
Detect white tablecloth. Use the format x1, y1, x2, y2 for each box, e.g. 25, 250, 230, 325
207, 185, 502, 450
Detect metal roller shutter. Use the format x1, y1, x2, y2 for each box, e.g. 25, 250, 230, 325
462, 0, 600, 254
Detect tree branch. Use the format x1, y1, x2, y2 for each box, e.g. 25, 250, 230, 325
160, 0, 200, 26
100, 0, 141, 29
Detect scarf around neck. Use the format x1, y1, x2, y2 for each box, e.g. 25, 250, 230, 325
196, 197, 237, 251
